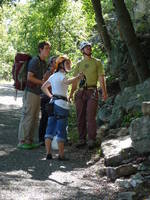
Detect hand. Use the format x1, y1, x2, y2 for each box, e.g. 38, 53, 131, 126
41, 79, 45, 85
43, 71, 50, 82
102, 93, 108, 101
77, 72, 84, 80
68, 93, 73, 102
49, 94, 53, 99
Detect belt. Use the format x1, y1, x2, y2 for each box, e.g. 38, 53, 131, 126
79, 85, 97, 90
53, 94, 68, 101
87, 86, 97, 89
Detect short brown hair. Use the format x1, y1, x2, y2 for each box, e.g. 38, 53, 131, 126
38, 41, 51, 53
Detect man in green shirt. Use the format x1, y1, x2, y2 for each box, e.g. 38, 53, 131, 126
69, 41, 108, 149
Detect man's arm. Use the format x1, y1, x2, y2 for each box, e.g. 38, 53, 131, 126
99, 75, 108, 101
27, 72, 44, 86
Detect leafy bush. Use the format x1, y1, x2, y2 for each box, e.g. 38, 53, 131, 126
121, 111, 143, 127
0, 62, 13, 81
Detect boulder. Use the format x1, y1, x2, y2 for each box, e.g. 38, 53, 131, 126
129, 116, 150, 153
142, 101, 150, 116
109, 78, 150, 128
118, 191, 136, 200
106, 164, 137, 180
101, 135, 137, 167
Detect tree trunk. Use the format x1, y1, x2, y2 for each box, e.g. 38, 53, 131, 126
91, 0, 111, 58
112, 0, 150, 83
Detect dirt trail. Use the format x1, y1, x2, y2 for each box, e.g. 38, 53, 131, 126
0, 83, 119, 200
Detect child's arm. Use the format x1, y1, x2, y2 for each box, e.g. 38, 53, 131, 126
41, 80, 53, 98
63, 72, 84, 85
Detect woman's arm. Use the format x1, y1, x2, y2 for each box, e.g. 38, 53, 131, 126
41, 80, 53, 98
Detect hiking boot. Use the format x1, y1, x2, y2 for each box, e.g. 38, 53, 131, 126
39, 141, 45, 146
46, 154, 52, 160
88, 140, 96, 150
75, 140, 86, 148
58, 155, 69, 161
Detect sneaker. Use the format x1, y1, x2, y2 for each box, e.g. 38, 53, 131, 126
58, 155, 69, 161
75, 140, 86, 148
46, 154, 52, 160
17, 143, 33, 150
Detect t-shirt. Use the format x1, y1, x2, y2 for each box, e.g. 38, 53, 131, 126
48, 71, 70, 110
74, 57, 105, 87
26, 56, 47, 95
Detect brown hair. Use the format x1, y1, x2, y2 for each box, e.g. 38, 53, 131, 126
38, 41, 51, 53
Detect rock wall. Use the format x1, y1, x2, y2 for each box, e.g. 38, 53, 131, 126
133, 0, 150, 32
98, 78, 150, 128
129, 102, 150, 154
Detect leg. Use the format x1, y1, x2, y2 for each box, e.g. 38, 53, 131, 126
45, 115, 57, 159
58, 141, 64, 158
54, 104, 69, 159
29, 94, 40, 143
87, 89, 98, 145
39, 96, 49, 143
74, 90, 87, 141
45, 138, 52, 154
18, 90, 27, 144
45, 138, 52, 160
22, 92, 40, 143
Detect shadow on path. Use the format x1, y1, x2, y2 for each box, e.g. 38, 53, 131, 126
0, 101, 92, 181
0, 83, 118, 200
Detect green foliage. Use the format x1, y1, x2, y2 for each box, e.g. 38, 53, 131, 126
0, 0, 15, 6
96, 148, 102, 157
106, 74, 117, 85
121, 111, 143, 127
101, 0, 114, 13
81, 0, 95, 32
0, 0, 90, 80
92, 43, 107, 67
1, 0, 148, 82
0, 6, 16, 80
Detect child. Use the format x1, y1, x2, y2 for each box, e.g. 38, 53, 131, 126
41, 55, 83, 160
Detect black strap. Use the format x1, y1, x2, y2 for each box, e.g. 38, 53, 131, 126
53, 94, 68, 101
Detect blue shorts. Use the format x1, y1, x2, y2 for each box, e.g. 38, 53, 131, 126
45, 104, 69, 142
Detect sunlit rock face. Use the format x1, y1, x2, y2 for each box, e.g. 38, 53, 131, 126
109, 78, 150, 128
133, 0, 150, 21
133, 0, 150, 32
129, 103, 150, 154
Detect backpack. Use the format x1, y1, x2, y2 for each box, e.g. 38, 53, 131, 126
12, 53, 32, 91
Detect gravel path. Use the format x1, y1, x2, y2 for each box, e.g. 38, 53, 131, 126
0, 83, 120, 200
